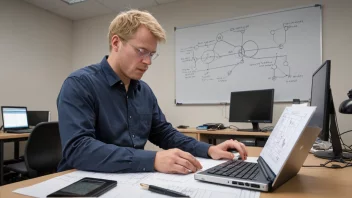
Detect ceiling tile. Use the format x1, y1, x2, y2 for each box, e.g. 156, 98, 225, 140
155, 0, 178, 4
23, 0, 181, 20
98, 0, 157, 12
52, 0, 113, 20
23, 0, 68, 10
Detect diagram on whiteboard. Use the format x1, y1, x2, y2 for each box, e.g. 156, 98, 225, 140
179, 21, 304, 83
175, 6, 321, 103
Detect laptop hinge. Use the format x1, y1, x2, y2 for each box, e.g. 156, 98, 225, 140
258, 156, 276, 182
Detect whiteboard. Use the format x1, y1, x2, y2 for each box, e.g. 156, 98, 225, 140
175, 5, 322, 104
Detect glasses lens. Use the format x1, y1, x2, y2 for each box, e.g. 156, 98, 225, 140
152, 53, 159, 60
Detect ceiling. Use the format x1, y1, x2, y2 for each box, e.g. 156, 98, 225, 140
23, 0, 179, 21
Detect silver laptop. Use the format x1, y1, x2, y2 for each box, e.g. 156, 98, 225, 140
195, 106, 320, 192
1, 106, 32, 133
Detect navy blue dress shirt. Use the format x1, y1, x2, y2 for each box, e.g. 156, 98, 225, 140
57, 56, 211, 173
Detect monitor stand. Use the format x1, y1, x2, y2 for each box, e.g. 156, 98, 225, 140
238, 122, 260, 132
314, 150, 352, 160
314, 91, 351, 160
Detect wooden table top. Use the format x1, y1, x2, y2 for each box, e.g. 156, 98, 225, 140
1, 147, 351, 198
0, 131, 30, 140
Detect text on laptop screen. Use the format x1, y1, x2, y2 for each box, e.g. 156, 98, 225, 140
3, 108, 28, 129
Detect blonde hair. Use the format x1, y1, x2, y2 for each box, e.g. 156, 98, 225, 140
108, 9, 166, 51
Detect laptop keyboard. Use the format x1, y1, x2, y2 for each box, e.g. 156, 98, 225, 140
206, 160, 260, 180
7, 129, 31, 133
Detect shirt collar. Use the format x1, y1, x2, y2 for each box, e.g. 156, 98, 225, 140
101, 56, 141, 90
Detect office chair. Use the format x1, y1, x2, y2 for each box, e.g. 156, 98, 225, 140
4, 122, 62, 179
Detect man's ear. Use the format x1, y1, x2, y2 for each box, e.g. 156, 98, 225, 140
111, 35, 122, 52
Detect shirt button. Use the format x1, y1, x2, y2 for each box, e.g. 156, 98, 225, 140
120, 82, 123, 85
143, 168, 146, 171
127, 96, 129, 99
132, 135, 135, 138
129, 116, 132, 119
134, 145, 136, 148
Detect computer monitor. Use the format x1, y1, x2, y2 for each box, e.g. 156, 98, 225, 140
229, 89, 274, 132
309, 60, 351, 160
1, 106, 29, 130
309, 60, 331, 141
27, 111, 50, 126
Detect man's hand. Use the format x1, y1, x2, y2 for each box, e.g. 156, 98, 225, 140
154, 148, 202, 174
208, 139, 248, 160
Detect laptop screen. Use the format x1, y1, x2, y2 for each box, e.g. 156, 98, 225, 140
2, 107, 29, 129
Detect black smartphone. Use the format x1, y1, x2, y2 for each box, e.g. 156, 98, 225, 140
47, 177, 117, 197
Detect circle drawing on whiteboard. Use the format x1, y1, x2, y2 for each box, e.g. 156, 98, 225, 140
242, 40, 259, 58
216, 34, 223, 42
201, 50, 216, 64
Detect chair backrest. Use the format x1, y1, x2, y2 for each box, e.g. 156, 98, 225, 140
24, 121, 62, 175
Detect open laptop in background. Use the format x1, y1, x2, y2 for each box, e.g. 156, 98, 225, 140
27, 110, 50, 127
1, 106, 32, 133
195, 106, 320, 192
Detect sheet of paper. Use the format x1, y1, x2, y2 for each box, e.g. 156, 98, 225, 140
14, 157, 260, 198
260, 106, 316, 175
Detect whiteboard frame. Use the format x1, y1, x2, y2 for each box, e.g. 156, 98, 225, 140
174, 4, 322, 105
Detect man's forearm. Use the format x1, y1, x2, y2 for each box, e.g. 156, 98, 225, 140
150, 127, 211, 158
63, 136, 157, 172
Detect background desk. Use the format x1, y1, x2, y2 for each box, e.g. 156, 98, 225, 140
0, 131, 30, 185
1, 147, 351, 198
179, 128, 271, 146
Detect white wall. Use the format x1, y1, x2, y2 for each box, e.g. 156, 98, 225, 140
0, 0, 72, 159
71, 0, 352, 147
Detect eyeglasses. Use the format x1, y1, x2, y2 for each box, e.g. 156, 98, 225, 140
127, 42, 159, 61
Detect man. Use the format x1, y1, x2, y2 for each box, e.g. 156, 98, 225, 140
57, 9, 247, 174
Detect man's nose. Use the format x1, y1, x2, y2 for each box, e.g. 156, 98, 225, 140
142, 55, 152, 65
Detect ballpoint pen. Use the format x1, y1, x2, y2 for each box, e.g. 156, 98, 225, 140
140, 183, 190, 197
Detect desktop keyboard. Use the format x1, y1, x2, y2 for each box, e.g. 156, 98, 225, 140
206, 160, 260, 180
